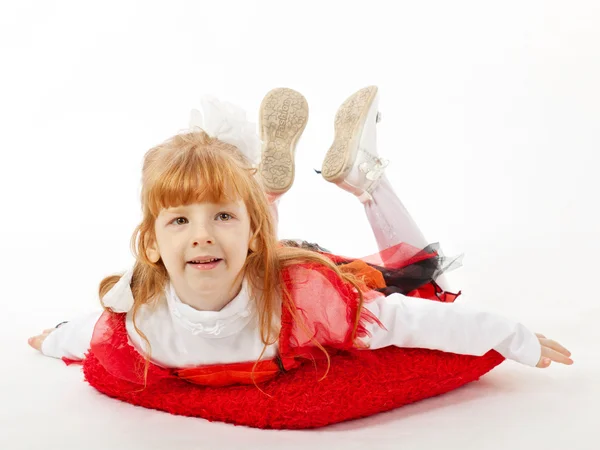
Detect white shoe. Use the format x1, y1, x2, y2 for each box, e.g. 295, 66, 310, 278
258, 88, 309, 197
321, 86, 388, 203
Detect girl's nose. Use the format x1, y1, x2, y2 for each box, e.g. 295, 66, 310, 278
191, 224, 215, 246
193, 238, 213, 246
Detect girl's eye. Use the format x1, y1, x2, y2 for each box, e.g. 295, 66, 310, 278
168, 213, 232, 225
171, 217, 188, 225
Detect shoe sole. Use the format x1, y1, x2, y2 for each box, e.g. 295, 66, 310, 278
258, 88, 309, 195
321, 86, 378, 184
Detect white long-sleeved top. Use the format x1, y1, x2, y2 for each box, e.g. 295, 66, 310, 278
42, 270, 541, 368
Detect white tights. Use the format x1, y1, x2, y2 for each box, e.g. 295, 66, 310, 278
268, 174, 452, 291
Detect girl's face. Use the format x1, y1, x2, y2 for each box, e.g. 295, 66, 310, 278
148, 199, 254, 311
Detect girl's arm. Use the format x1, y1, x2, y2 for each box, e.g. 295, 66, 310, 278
362, 293, 543, 366
29, 311, 103, 361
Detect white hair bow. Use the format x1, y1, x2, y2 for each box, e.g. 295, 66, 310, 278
101, 267, 135, 313
188, 95, 261, 167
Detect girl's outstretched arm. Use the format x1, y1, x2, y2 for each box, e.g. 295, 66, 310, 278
362, 294, 573, 368
28, 311, 102, 361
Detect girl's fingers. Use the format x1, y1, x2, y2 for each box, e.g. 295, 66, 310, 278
541, 346, 573, 365
539, 338, 572, 357
28, 335, 43, 351
535, 333, 546, 339
537, 357, 552, 368
28, 328, 55, 352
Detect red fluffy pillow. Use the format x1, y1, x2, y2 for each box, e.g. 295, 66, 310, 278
83, 345, 504, 429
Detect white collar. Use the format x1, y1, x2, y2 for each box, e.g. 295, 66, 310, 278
165, 278, 254, 338
102, 266, 255, 339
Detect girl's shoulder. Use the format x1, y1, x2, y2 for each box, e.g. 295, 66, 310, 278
281, 259, 341, 278
280, 260, 360, 313
278, 259, 375, 357
281, 261, 348, 293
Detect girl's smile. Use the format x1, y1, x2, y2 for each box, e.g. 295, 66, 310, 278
188, 259, 222, 270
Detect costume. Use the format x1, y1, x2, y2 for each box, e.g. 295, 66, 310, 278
43, 241, 539, 428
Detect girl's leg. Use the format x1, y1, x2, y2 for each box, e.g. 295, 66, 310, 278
320, 86, 453, 290
362, 175, 453, 291
363, 174, 428, 250
267, 193, 281, 237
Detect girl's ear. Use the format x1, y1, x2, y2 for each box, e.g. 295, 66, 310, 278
146, 238, 161, 263
248, 235, 258, 252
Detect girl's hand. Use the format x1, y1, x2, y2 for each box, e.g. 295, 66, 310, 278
535, 333, 573, 368
28, 328, 56, 352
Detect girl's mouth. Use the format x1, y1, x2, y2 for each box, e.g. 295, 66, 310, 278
187, 259, 222, 270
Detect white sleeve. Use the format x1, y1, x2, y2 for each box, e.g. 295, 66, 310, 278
41, 311, 103, 361
363, 293, 541, 367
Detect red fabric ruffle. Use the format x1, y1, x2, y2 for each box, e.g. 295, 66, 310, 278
80, 241, 503, 428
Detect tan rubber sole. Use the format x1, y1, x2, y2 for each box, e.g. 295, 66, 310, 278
258, 88, 309, 195
321, 86, 378, 183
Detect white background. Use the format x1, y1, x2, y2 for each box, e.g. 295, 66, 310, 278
0, 1, 598, 449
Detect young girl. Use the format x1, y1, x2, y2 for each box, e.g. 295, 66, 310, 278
29, 87, 572, 394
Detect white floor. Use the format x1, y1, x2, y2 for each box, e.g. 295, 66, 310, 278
3, 305, 597, 450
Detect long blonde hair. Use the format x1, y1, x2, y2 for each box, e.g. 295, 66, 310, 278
98, 130, 366, 385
